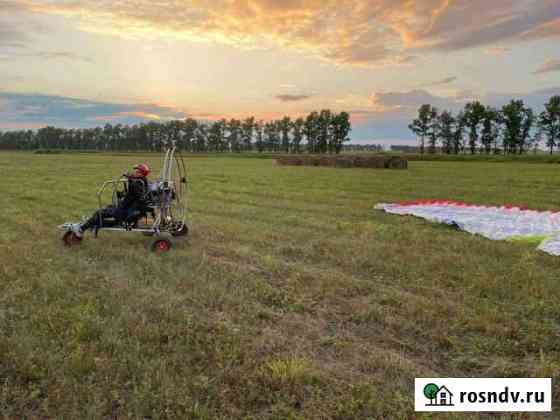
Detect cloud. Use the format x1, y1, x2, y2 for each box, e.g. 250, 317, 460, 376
519, 18, 560, 41
429, 76, 457, 86
0, 3, 31, 48
417, 76, 457, 88
22, 0, 558, 67
275, 94, 312, 102
25, 0, 410, 67
365, 86, 560, 117
0, 92, 187, 129
0, 2, 91, 62
92, 111, 163, 121
368, 89, 462, 114
349, 85, 560, 142
35, 51, 92, 61
484, 46, 511, 55
0, 50, 93, 62
534, 58, 560, 75
411, 0, 560, 51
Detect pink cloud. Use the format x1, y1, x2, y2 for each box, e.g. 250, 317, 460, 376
534, 58, 560, 75
21, 0, 558, 68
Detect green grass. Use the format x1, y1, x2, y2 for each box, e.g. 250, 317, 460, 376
1, 151, 559, 419
23, 148, 560, 164
401, 153, 560, 164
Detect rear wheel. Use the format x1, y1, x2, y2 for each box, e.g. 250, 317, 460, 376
62, 231, 82, 247
151, 237, 172, 253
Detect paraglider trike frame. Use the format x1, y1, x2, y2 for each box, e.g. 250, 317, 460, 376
59, 145, 189, 252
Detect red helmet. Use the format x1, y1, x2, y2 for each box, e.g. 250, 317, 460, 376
133, 163, 150, 177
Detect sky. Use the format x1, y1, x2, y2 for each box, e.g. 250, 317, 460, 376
1, 0, 559, 144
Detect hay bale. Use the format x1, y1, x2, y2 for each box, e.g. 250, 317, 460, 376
353, 156, 386, 168
275, 157, 302, 166
370, 157, 388, 168
318, 156, 336, 167
275, 154, 408, 169
385, 156, 408, 169
334, 157, 354, 168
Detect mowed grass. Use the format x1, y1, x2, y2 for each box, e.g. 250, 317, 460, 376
1, 151, 560, 419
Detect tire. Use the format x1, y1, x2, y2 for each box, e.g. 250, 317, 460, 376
172, 223, 189, 237
62, 231, 83, 247
151, 237, 172, 253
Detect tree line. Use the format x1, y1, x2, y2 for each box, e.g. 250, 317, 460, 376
0, 110, 351, 154
409, 96, 560, 154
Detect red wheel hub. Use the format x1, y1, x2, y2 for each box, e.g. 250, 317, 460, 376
154, 240, 170, 252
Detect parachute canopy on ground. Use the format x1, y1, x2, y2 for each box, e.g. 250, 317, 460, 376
375, 200, 560, 256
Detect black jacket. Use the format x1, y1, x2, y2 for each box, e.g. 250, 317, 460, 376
120, 175, 148, 210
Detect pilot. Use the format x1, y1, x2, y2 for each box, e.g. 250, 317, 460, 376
70, 163, 151, 237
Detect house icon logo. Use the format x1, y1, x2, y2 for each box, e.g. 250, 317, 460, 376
423, 383, 454, 407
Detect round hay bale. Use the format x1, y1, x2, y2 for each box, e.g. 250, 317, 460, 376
385, 156, 408, 169
335, 157, 354, 168
275, 154, 407, 169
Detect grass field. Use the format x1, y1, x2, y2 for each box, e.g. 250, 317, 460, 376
1, 151, 560, 419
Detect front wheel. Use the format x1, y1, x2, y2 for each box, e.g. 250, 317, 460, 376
62, 231, 83, 247
151, 237, 172, 253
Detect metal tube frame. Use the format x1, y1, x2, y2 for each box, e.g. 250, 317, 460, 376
60, 143, 187, 237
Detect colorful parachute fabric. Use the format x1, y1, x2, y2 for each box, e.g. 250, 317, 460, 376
374, 200, 560, 256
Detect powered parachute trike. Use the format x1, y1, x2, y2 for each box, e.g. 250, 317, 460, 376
59, 143, 189, 252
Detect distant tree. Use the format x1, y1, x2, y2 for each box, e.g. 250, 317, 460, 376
291, 117, 304, 153
241, 117, 255, 151
409, 104, 437, 155
254, 120, 265, 152
273, 121, 282, 151
26, 129, 37, 149
180, 118, 198, 152
538, 95, 560, 155
144, 121, 161, 151
164, 120, 182, 147
452, 111, 465, 154
194, 123, 207, 152
101, 123, 112, 150
462, 101, 486, 154
279, 116, 291, 153
502, 100, 534, 154
520, 107, 535, 154
208, 120, 224, 152
227, 119, 242, 152
0, 108, 352, 154
114, 123, 125, 150
480, 107, 501, 154
531, 129, 543, 154
427, 107, 439, 154
437, 110, 456, 154
304, 111, 319, 153
317, 110, 332, 153
264, 121, 278, 152
36, 126, 63, 149
218, 119, 229, 152
135, 124, 148, 150
330, 112, 351, 154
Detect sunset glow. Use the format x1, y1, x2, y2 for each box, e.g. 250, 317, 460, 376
1, 0, 559, 143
